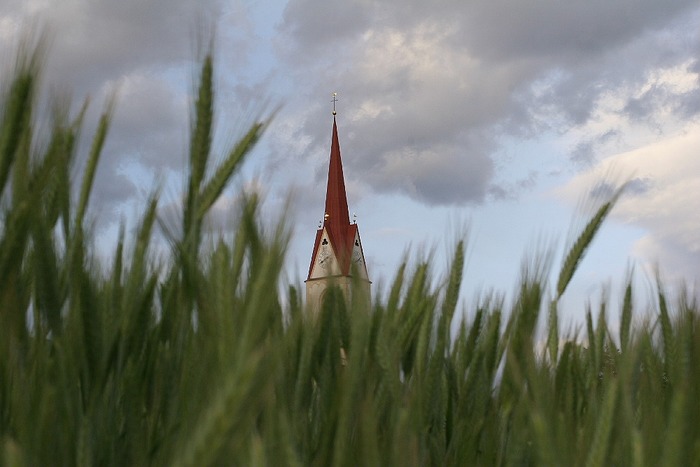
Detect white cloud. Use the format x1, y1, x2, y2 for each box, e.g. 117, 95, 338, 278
557, 121, 700, 280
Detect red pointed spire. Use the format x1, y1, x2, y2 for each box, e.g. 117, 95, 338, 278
324, 117, 351, 237
306, 116, 355, 280
306, 106, 371, 299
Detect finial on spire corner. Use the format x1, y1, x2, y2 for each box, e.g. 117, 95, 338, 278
331, 92, 338, 115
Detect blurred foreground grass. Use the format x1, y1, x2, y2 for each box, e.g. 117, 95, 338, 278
1, 45, 699, 467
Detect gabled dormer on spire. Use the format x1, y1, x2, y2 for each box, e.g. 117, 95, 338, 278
306, 110, 370, 312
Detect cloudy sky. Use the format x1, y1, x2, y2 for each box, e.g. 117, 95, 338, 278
2, 0, 699, 323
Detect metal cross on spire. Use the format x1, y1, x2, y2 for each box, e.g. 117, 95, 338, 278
332, 92, 338, 115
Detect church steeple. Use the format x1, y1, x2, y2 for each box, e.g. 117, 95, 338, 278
322, 117, 351, 264
306, 106, 370, 312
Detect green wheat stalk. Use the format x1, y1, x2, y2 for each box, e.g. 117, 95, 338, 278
556, 185, 625, 299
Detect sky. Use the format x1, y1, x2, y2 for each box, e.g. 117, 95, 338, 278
2, 0, 699, 326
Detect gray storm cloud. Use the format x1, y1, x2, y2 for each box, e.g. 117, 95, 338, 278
276, 0, 699, 205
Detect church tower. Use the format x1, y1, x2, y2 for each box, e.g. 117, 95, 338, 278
305, 107, 370, 312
